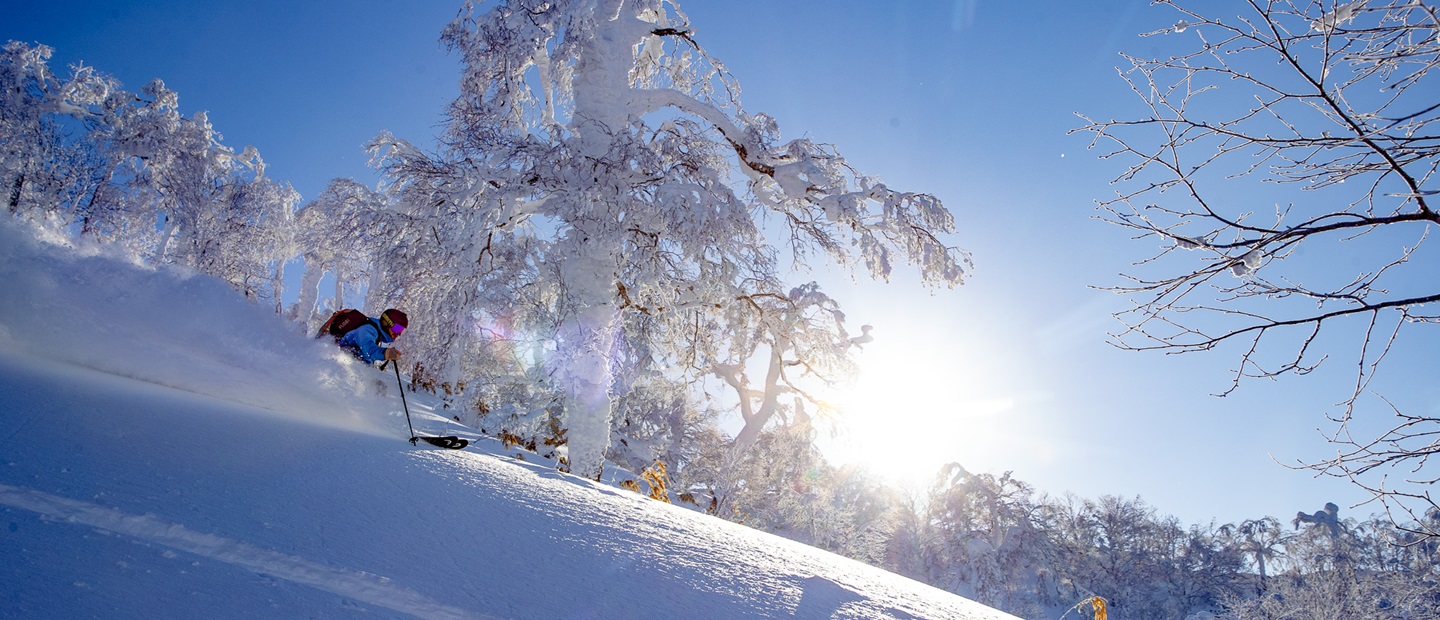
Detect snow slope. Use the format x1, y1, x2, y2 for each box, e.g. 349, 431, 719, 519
0, 221, 1016, 620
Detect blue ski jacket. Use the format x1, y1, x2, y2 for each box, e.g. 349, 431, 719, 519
339, 318, 394, 364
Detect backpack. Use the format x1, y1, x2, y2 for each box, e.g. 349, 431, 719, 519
318, 309, 375, 341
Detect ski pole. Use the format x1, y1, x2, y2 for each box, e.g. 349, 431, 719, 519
384, 360, 419, 444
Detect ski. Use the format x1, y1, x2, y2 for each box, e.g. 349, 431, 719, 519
411, 435, 469, 450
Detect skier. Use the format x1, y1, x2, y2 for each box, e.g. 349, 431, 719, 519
318, 308, 464, 449
318, 308, 408, 366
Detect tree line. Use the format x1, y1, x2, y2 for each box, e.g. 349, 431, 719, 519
709, 439, 1440, 619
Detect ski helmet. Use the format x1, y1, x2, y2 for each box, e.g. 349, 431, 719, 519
380, 309, 409, 336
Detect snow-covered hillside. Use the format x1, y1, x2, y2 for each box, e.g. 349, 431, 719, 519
0, 220, 1016, 619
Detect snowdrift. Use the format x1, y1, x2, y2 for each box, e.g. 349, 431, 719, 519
0, 221, 1016, 619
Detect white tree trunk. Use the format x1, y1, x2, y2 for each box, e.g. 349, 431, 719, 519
556, 236, 619, 479
572, 0, 636, 154
334, 265, 347, 310
296, 260, 324, 330
365, 263, 386, 314
270, 260, 286, 316
552, 0, 636, 479
154, 214, 179, 264
727, 340, 787, 458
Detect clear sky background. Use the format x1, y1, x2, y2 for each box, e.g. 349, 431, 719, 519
9, 0, 1430, 529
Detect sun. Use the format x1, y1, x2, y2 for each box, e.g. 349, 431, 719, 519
820, 329, 1017, 488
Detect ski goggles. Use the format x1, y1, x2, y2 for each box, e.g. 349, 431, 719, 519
391, 324, 405, 337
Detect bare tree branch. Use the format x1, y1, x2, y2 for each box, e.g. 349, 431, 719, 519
1078, 0, 1440, 538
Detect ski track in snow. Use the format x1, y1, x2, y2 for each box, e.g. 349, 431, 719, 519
0, 484, 500, 620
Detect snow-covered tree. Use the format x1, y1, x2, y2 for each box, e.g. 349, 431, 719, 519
196, 175, 300, 311
0, 41, 294, 304
371, 0, 968, 479
711, 421, 899, 565
293, 179, 393, 328
924, 465, 1061, 618
361, 185, 562, 424
135, 103, 267, 269
0, 42, 115, 229
1047, 494, 1245, 619
709, 282, 859, 460
885, 491, 942, 585
606, 368, 692, 473
1222, 508, 1440, 619
1233, 517, 1286, 594
0, 42, 55, 214
105, 86, 298, 307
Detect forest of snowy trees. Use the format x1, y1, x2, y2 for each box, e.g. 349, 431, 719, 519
4, 0, 1439, 617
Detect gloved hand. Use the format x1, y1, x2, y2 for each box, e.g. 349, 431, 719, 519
384, 348, 402, 361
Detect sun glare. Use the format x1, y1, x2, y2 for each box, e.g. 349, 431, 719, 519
822, 332, 1018, 489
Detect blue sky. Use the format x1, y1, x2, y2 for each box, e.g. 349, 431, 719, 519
10, 0, 1424, 528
